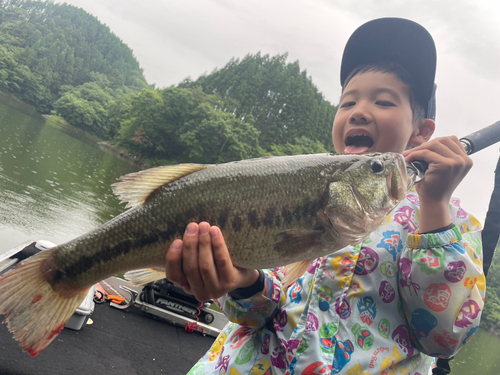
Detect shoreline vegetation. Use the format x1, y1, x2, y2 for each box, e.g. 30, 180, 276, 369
0, 91, 37, 113
0, 91, 148, 168
42, 114, 149, 168
0, 0, 335, 167
488, 326, 500, 337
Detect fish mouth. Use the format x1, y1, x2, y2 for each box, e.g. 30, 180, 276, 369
387, 155, 408, 201
344, 131, 374, 154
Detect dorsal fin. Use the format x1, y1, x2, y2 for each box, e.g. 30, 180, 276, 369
112, 164, 213, 208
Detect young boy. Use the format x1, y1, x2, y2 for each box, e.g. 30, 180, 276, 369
166, 18, 485, 374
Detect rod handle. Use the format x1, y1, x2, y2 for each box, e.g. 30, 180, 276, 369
409, 121, 500, 176
460, 121, 500, 155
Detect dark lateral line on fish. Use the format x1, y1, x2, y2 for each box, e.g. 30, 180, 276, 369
52, 200, 321, 282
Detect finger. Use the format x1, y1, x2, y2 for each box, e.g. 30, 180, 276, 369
405, 137, 467, 161
433, 136, 469, 157
197, 222, 219, 288
404, 141, 460, 165
438, 137, 473, 169
404, 149, 449, 167
165, 239, 189, 288
437, 137, 473, 169
405, 146, 472, 185
182, 222, 204, 290
407, 146, 471, 173
210, 226, 236, 287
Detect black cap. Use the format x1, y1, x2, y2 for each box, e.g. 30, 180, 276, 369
340, 18, 437, 119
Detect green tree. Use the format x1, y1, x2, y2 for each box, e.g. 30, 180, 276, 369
179, 52, 337, 153
53, 82, 112, 137
106, 94, 133, 139
117, 89, 167, 157
0, 0, 148, 112
116, 87, 260, 164
266, 136, 328, 156
178, 103, 259, 163
481, 244, 500, 333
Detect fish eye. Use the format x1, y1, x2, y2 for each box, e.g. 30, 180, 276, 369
370, 160, 384, 174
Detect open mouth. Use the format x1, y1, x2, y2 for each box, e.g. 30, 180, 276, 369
386, 156, 408, 201
345, 134, 374, 154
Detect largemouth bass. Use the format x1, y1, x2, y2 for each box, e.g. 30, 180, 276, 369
0, 152, 407, 356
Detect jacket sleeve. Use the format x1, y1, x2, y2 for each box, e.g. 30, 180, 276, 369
398, 201, 485, 358
214, 269, 287, 330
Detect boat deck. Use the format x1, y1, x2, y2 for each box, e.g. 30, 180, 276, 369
0, 278, 218, 375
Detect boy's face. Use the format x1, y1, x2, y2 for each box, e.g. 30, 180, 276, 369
332, 71, 418, 154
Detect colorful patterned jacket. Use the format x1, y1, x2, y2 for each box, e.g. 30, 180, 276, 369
188, 189, 485, 375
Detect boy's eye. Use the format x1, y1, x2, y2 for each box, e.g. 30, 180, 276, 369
376, 101, 395, 107
340, 101, 355, 108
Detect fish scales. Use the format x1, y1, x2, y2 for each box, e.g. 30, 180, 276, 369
51, 153, 354, 287
180, 154, 338, 268
0, 152, 408, 356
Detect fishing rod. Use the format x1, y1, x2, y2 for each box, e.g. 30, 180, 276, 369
407, 120, 500, 182
482, 156, 500, 277
408, 121, 500, 375
406, 119, 500, 276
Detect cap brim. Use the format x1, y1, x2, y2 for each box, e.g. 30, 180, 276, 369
340, 18, 436, 115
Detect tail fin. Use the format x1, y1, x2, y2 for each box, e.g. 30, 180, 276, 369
0, 249, 89, 356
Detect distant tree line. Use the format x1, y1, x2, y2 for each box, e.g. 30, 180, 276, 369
178, 52, 336, 153
53, 52, 336, 164
119, 52, 337, 164
0, 0, 336, 162
0, 0, 336, 163
481, 245, 500, 334
0, 0, 147, 113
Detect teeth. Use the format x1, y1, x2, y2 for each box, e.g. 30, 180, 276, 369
346, 134, 373, 146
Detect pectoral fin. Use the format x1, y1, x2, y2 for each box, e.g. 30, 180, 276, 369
274, 229, 325, 258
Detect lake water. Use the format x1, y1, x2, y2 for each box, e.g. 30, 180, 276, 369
451, 328, 500, 374
0, 95, 498, 373
0, 96, 138, 253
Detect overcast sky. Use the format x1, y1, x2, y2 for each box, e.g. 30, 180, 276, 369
56, 0, 500, 225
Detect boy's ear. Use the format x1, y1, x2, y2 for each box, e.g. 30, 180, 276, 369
408, 119, 435, 147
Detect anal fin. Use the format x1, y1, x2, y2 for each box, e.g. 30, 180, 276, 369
273, 229, 323, 288
281, 260, 313, 288
124, 267, 166, 285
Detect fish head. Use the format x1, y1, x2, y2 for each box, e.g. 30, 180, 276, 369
324, 152, 407, 244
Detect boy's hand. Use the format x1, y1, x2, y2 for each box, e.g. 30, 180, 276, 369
165, 222, 260, 302
403, 136, 472, 233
